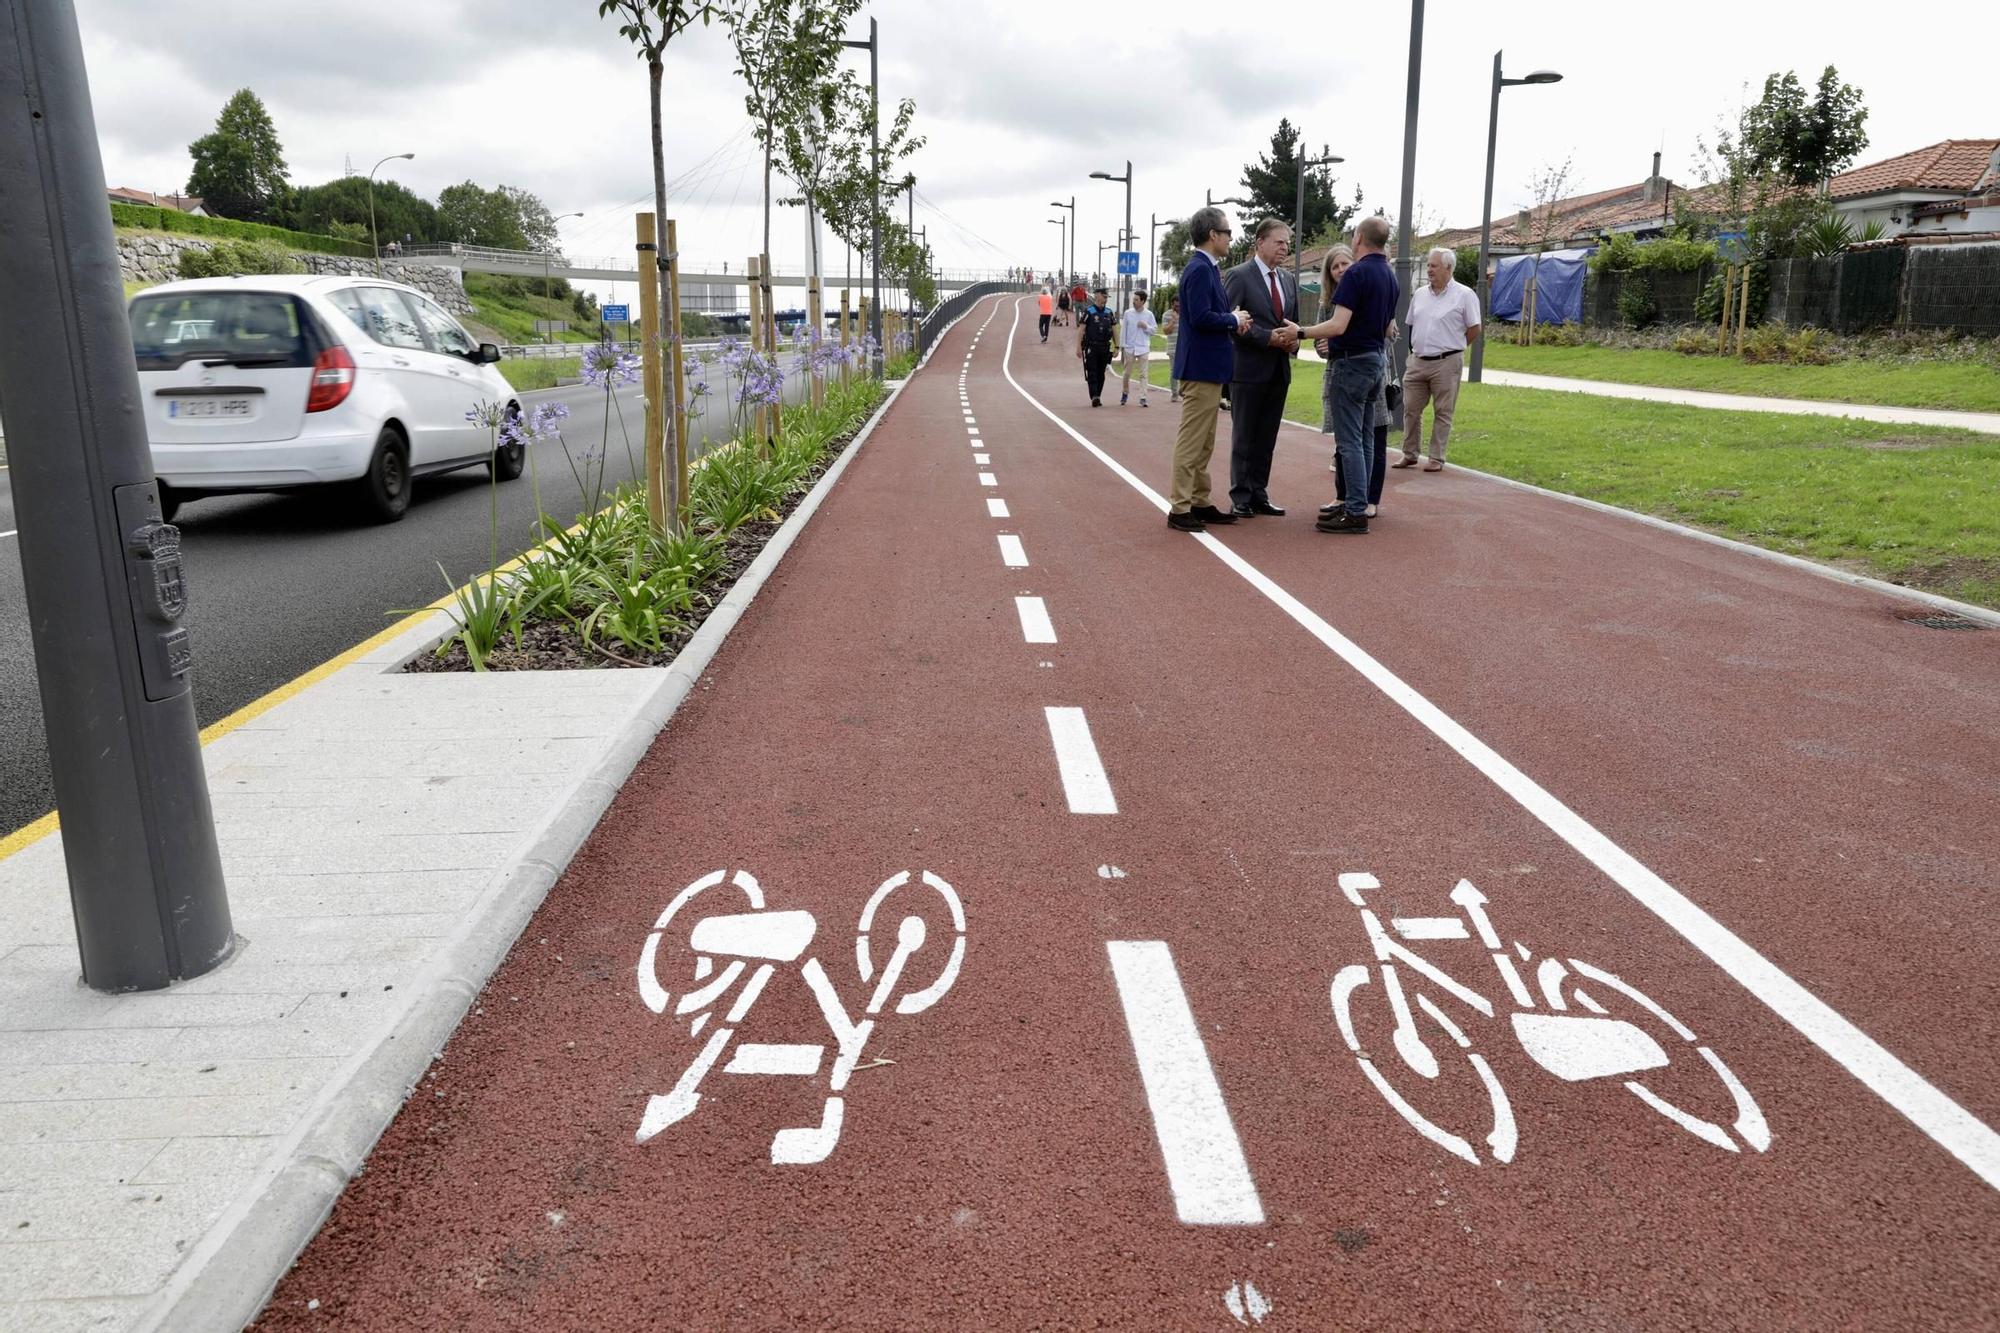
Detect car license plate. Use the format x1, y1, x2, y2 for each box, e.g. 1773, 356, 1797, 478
166, 397, 255, 420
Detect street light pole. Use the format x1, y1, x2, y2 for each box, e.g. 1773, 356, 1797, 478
543, 210, 583, 345
368, 151, 414, 278
1293, 146, 1345, 291
1048, 217, 1064, 290
1149, 212, 1168, 295
1469, 55, 1563, 382
1390, 0, 1425, 394
1050, 197, 1075, 282
0, 0, 233, 991
1090, 161, 1132, 303
842, 20, 882, 374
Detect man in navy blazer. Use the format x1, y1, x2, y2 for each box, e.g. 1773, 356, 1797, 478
1167, 205, 1253, 532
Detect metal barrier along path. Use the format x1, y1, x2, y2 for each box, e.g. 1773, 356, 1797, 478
916, 283, 1029, 364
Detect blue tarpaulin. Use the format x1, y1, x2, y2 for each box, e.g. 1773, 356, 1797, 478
1490, 248, 1593, 324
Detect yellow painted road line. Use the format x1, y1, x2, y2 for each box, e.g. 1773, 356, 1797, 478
0, 518, 582, 863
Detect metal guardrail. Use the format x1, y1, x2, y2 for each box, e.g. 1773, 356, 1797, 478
915, 283, 1031, 363
398, 241, 1025, 291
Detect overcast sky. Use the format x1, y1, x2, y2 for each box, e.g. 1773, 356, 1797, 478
80, 0, 1996, 298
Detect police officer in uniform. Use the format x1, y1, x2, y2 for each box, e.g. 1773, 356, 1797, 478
1076, 284, 1117, 407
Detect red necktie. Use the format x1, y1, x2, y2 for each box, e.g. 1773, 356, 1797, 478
1269, 270, 1284, 321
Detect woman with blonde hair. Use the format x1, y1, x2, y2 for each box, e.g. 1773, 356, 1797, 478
1315, 243, 1390, 518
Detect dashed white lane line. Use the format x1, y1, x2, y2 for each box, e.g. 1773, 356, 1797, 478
1106, 940, 1265, 1226
978, 472, 997, 487
974, 453, 991, 464
1043, 706, 1116, 814
1015, 596, 1057, 644
996, 297, 2000, 1192
987, 498, 1010, 518
997, 534, 1029, 568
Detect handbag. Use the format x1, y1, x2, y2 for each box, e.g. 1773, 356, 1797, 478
1385, 379, 1404, 419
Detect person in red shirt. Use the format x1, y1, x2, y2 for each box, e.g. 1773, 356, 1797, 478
1036, 288, 1055, 342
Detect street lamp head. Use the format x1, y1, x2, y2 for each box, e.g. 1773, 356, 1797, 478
394, 152, 414, 161
1306, 155, 1345, 168
1521, 69, 1563, 84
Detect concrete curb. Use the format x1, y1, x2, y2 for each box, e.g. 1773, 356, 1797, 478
146, 377, 910, 1333
1279, 416, 2000, 629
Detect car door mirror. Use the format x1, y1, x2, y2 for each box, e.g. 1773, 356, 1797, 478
476, 343, 501, 365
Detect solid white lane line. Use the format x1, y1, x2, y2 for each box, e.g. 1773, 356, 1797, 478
974, 453, 991, 464
987, 498, 1010, 518
0, 530, 15, 541
998, 298, 2000, 1192
1106, 940, 1264, 1225
1015, 596, 1057, 644
997, 534, 1029, 568
1043, 706, 1115, 814
978, 472, 997, 487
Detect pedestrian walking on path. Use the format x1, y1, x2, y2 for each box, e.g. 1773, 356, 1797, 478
1395, 245, 1481, 472
1166, 205, 1252, 531
1223, 217, 1300, 517
1292, 214, 1399, 535
1037, 287, 1054, 342
1056, 286, 1071, 328
1076, 284, 1118, 407
1118, 289, 1158, 407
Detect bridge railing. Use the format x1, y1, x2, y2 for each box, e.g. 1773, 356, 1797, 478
915, 283, 1030, 365
396, 242, 1028, 289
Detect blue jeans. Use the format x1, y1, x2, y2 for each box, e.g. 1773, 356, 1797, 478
1330, 352, 1385, 517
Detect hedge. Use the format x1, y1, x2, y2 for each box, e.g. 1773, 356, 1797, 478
109, 202, 374, 259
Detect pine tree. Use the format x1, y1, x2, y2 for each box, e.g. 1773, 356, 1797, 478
186, 90, 289, 222
1239, 118, 1359, 243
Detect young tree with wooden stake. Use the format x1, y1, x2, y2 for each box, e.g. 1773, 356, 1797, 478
597, 0, 718, 532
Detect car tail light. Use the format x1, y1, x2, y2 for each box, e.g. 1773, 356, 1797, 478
306, 344, 356, 413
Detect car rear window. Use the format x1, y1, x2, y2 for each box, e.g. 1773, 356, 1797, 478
130, 291, 316, 370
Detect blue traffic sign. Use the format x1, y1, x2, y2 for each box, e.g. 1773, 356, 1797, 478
1116, 251, 1140, 276
601, 304, 631, 323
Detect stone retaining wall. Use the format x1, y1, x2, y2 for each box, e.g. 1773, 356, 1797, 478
117, 234, 471, 314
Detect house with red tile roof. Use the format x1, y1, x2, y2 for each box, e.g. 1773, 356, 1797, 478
107, 186, 209, 216
1828, 138, 2000, 238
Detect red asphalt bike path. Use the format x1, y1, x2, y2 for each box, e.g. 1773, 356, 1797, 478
256, 295, 1997, 1329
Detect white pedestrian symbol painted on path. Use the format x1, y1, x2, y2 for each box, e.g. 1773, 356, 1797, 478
1329, 873, 1770, 1166
635, 869, 966, 1163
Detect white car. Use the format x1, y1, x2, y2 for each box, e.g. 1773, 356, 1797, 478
128, 275, 524, 522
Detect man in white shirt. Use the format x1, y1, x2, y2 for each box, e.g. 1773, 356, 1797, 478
1117, 289, 1159, 407
1394, 246, 1482, 472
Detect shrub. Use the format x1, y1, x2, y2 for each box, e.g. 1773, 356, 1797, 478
1615, 273, 1660, 329
176, 238, 305, 279
1738, 321, 1843, 365
1672, 329, 1715, 356
110, 200, 371, 259
1590, 232, 1716, 276
1454, 246, 1480, 289
1696, 260, 1770, 328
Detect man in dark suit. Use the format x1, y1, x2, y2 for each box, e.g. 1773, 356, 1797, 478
1222, 218, 1300, 517
1166, 205, 1253, 532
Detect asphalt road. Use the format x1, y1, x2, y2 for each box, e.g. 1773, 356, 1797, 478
0, 365, 804, 837
252, 298, 1997, 1328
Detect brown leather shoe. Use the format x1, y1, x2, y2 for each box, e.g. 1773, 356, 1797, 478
1391, 457, 1420, 469
1422, 461, 1445, 472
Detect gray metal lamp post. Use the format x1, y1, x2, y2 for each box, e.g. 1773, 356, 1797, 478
1089, 161, 1131, 304
368, 152, 414, 278
1048, 217, 1064, 287
1050, 197, 1074, 282
840, 20, 883, 374
1293, 149, 1344, 291
542, 211, 583, 344
1469, 56, 1562, 382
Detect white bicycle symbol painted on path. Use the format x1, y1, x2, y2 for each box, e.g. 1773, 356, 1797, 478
634, 868, 966, 1164
1329, 873, 1771, 1166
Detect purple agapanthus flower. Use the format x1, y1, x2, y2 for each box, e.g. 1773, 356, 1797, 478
580, 340, 640, 387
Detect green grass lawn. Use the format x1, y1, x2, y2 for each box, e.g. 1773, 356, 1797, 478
496, 357, 581, 391
1481, 341, 2000, 414
1148, 360, 2000, 607
462, 272, 606, 348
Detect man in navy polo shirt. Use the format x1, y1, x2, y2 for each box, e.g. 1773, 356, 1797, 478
1292, 214, 1399, 534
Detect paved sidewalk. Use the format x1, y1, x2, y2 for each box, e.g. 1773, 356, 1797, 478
1476, 367, 2000, 434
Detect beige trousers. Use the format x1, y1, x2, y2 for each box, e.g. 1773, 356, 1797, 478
1169, 380, 1223, 512
1401, 350, 1463, 462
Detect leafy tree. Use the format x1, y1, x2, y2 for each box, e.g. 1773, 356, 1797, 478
1741, 66, 1868, 189
437, 181, 528, 250
727, 0, 860, 271
280, 176, 440, 245
799, 78, 922, 298
502, 186, 562, 254
1239, 117, 1360, 241
1157, 217, 1190, 275
598, 0, 721, 533
186, 90, 289, 222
